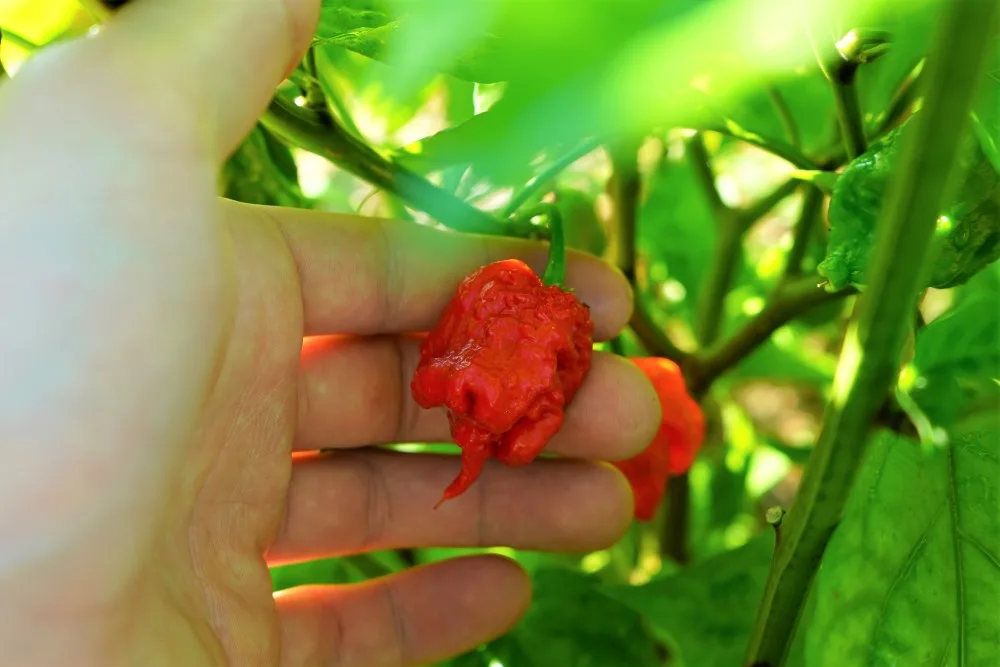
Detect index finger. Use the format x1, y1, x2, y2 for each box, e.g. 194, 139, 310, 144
240, 202, 634, 340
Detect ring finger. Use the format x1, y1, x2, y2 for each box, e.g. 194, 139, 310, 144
265, 449, 634, 566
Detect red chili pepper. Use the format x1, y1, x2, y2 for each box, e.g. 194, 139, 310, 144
612, 357, 704, 521
411, 259, 594, 506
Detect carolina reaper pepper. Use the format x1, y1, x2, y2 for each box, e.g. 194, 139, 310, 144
612, 357, 704, 521
411, 258, 594, 505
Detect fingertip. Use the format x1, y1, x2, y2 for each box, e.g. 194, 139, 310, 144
564, 250, 634, 341
408, 554, 533, 655
611, 354, 663, 454
465, 553, 533, 624
559, 353, 661, 460
585, 462, 638, 547
602, 461, 639, 536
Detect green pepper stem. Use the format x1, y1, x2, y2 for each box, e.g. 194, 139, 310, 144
502, 137, 601, 218
506, 203, 566, 287
539, 205, 567, 287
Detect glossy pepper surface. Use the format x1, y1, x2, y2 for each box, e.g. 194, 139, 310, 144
613, 357, 704, 521
411, 259, 594, 504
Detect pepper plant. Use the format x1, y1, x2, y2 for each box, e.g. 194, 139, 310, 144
4, 0, 998, 665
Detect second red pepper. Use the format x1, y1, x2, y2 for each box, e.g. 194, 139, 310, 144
612, 357, 705, 521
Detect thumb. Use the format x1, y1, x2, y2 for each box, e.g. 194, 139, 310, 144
87, 0, 320, 159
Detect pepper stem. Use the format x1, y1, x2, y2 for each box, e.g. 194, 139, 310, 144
508, 203, 567, 286
531, 205, 568, 287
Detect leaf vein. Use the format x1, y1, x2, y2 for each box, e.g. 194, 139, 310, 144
865, 503, 943, 667
959, 530, 1000, 574
947, 443, 967, 667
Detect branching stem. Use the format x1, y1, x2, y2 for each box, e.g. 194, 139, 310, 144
261, 97, 536, 238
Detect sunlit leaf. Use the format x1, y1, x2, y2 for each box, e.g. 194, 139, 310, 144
909, 289, 1000, 426
807, 418, 1000, 667
638, 148, 717, 318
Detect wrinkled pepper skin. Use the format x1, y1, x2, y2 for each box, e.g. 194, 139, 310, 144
819, 114, 1000, 291
612, 357, 704, 521
411, 259, 594, 504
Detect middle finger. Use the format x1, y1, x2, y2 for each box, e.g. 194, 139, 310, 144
295, 335, 661, 460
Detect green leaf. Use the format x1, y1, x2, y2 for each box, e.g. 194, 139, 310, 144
270, 557, 347, 591
971, 38, 1000, 174
605, 532, 775, 667
909, 291, 1000, 426
807, 419, 1000, 667
317, 0, 392, 32
222, 124, 309, 208
638, 152, 717, 318
394, 100, 509, 172
493, 567, 663, 667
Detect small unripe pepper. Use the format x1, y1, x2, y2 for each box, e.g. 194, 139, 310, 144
411, 258, 594, 505
612, 357, 704, 521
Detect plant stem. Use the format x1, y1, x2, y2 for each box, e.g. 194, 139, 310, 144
814, 59, 927, 169
0, 28, 40, 51
767, 87, 801, 149
630, 297, 690, 365
783, 185, 825, 278
524, 204, 566, 286
261, 97, 536, 238
830, 61, 867, 159
606, 139, 643, 278
744, 2, 998, 663
662, 474, 691, 563
702, 120, 819, 170
687, 134, 729, 224
502, 137, 601, 217
690, 134, 741, 348
738, 178, 800, 230
606, 140, 689, 363
605, 140, 696, 562
300, 49, 331, 122
676, 134, 744, 564
305, 48, 411, 221
690, 277, 856, 396
876, 58, 925, 137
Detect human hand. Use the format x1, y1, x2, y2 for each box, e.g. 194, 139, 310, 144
0, 2, 661, 666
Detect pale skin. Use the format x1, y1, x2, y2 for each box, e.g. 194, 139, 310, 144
0, 1, 662, 666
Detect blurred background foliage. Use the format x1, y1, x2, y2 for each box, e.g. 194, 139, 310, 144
3, 1, 997, 665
